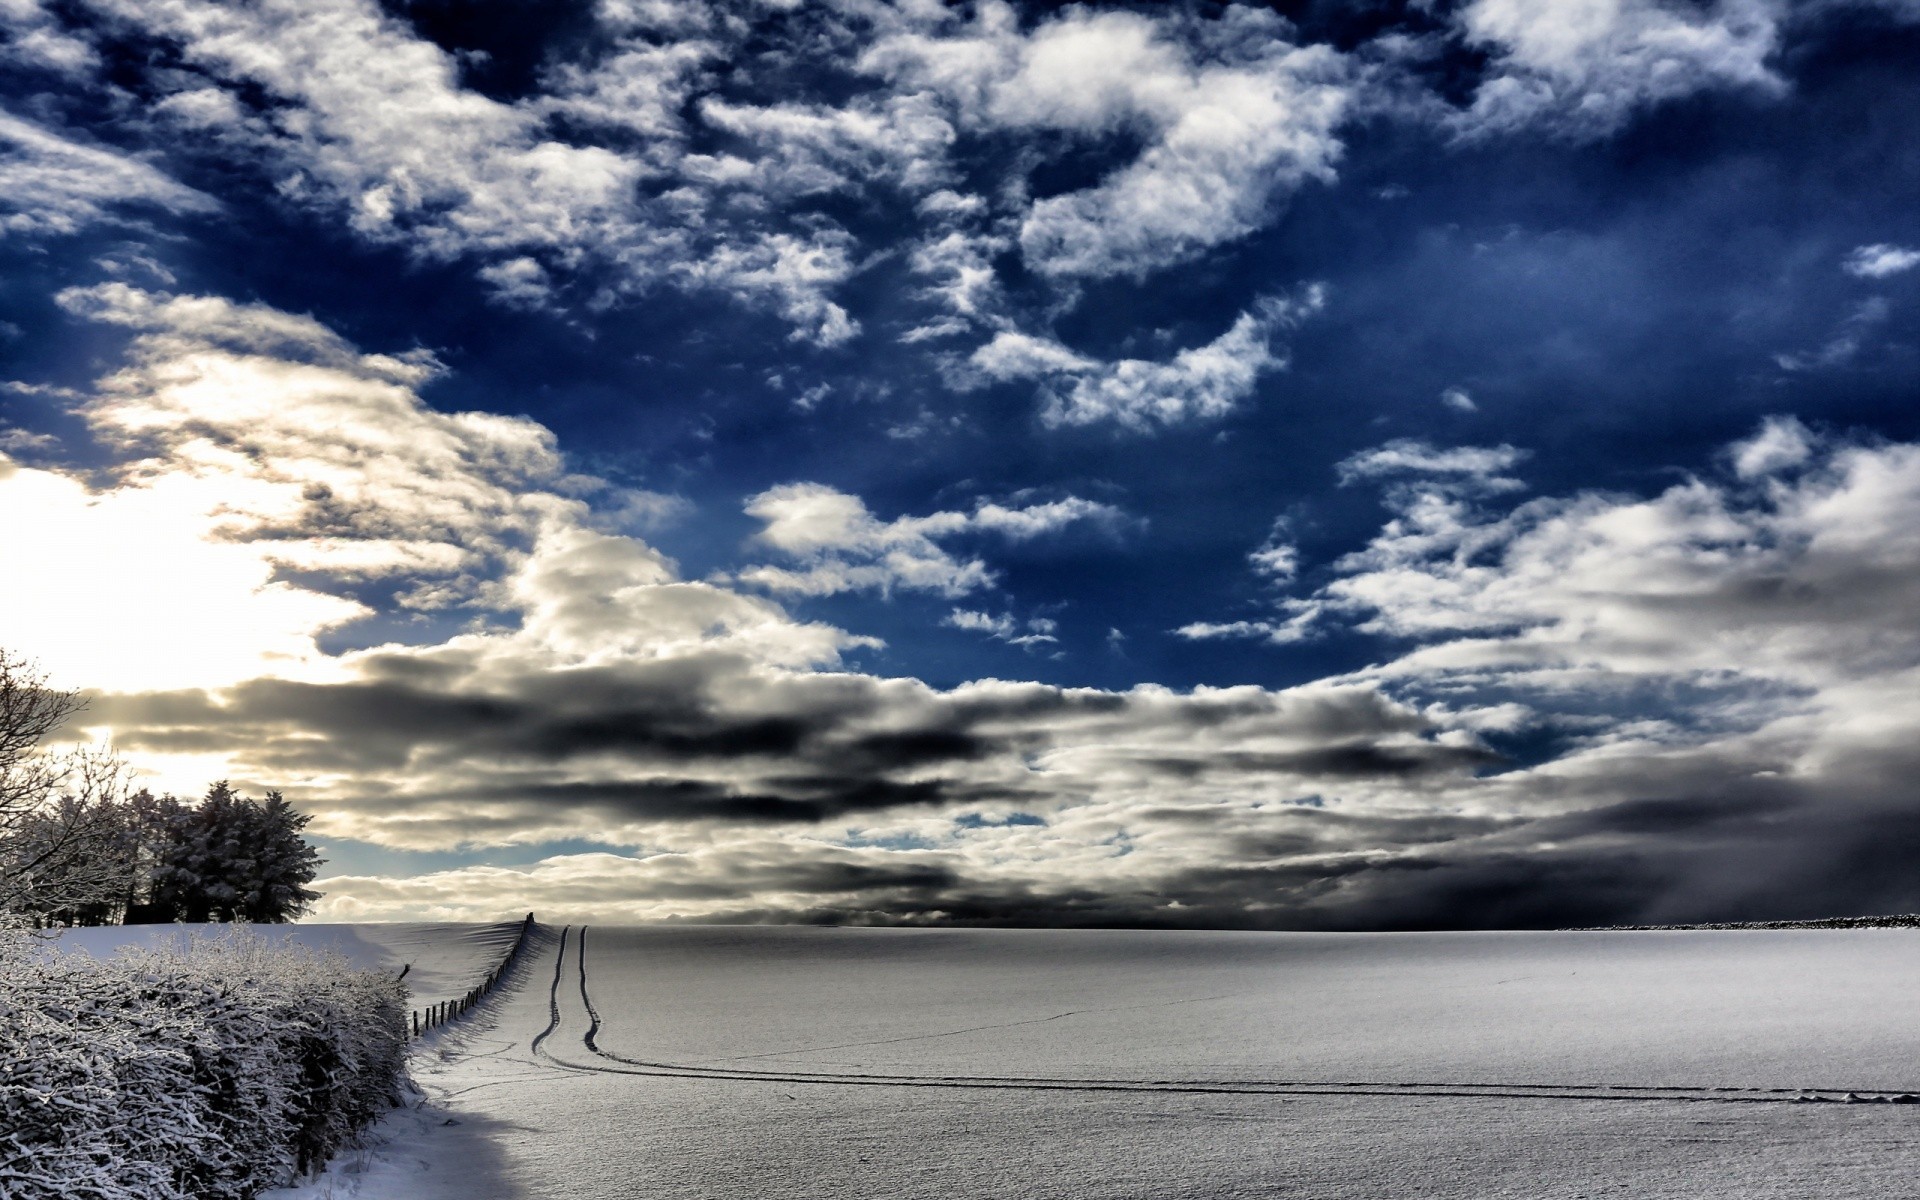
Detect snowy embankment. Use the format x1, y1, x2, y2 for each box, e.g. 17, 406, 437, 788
47, 920, 527, 1013
305, 924, 1920, 1200
4, 920, 526, 1200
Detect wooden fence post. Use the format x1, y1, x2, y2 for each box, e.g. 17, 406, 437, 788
409, 912, 537, 1039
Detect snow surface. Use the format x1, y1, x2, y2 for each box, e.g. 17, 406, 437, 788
43, 921, 523, 1009
267, 925, 1920, 1199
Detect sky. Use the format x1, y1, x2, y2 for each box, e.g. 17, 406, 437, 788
4, 0, 1920, 929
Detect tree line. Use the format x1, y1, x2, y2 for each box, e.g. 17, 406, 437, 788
16, 782, 323, 927
0, 650, 323, 928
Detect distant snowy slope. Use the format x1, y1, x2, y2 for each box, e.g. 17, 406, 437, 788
576, 926, 1920, 1093
44, 920, 524, 1006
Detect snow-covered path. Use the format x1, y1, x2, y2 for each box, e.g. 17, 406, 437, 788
289, 925, 1920, 1199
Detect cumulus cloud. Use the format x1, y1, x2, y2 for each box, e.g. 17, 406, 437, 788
1150, 418, 1920, 924
1247, 522, 1301, 583
0, 0, 98, 72
972, 287, 1325, 430
33, 304, 1920, 929
1321, 422, 1920, 687
0, 426, 55, 452
89, 0, 644, 263
14, 294, 1513, 916
27, 0, 873, 340
732, 484, 1123, 597
674, 230, 863, 347
0, 112, 217, 237
866, 4, 1351, 281
19, 6, 1920, 930
1729, 414, 1814, 478
1454, 0, 1785, 138
1843, 243, 1920, 279
946, 609, 1058, 647
1172, 609, 1319, 646
6, 0, 1367, 349
11, 0, 1886, 385
1, 284, 711, 693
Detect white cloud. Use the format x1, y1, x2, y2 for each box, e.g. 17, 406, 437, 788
476, 257, 557, 310
1843, 243, 1920, 279
1248, 521, 1300, 582
36, 304, 1920, 927
0, 111, 217, 238
0, 426, 55, 452
1140, 417, 1920, 919
19, 1, 1358, 356
971, 330, 1099, 380
1045, 304, 1291, 428
58, 0, 873, 343
0, 286, 783, 695
946, 608, 1015, 638
674, 230, 862, 347
946, 608, 1058, 647
866, 4, 1352, 281
1440, 386, 1478, 413
908, 227, 1011, 329
1730, 415, 1813, 478
1335, 439, 1529, 490
0, 0, 98, 72
1319, 420, 1920, 686
687, 92, 956, 199
540, 36, 717, 141
1455, 0, 1785, 138
1173, 608, 1318, 646
1774, 297, 1888, 371
971, 287, 1324, 431
87, 0, 644, 258
969, 497, 1123, 539
733, 483, 1122, 597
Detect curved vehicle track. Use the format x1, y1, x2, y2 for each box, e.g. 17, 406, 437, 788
541, 925, 1920, 1108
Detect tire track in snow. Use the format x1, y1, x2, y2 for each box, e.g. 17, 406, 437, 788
560, 929, 1920, 1107
530, 924, 571, 1062
577, 925, 602, 1052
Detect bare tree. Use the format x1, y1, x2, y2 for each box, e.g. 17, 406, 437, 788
0, 650, 132, 926
0, 650, 80, 820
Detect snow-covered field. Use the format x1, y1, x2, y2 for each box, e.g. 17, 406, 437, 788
177, 925, 1920, 1197
240, 921, 1920, 1190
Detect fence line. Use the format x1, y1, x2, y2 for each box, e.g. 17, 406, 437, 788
408, 912, 537, 1038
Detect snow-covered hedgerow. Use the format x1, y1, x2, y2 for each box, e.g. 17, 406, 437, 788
0, 929, 409, 1200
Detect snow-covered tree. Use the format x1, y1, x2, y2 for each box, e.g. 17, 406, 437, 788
143, 783, 324, 924
241, 791, 324, 923
0, 651, 130, 927
0, 650, 326, 928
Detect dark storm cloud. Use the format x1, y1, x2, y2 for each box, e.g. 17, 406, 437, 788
92, 661, 1470, 835
1139, 742, 1504, 781
602, 770, 1920, 932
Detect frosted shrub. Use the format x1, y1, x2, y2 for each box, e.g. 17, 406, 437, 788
0, 928, 409, 1200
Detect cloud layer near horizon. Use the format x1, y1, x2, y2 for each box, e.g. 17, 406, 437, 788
7, 286, 1919, 929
